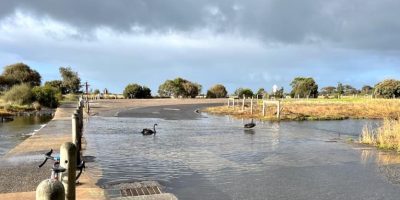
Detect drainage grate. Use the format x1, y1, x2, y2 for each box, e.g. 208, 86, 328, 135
120, 186, 162, 197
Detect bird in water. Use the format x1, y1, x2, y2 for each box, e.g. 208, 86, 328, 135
244, 119, 256, 129
141, 124, 158, 135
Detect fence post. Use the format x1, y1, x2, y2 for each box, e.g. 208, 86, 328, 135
277, 100, 281, 120
233, 98, 235, 109
262, 101, 266, 117
60, 142, 77, 200
36, 179, 65, 200
242, 95, 245, 111
250, 97, 254, 115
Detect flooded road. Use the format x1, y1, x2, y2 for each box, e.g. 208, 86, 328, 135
0, 115, 52, 156
85, 106, 400, 200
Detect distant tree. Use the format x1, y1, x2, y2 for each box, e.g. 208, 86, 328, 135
256, 88, 268, 98
1, 63, 41, 88
320, 86, 336, 96
274, 87, 285, 98
93, 89, 100, 94
374, 79, 400, 98
45, 80, 67, 94
59, 67, 81, 94
206, 84, 228, 98
290, 77, 318, 98
123, 83, 151, 99
361, 85, 374, 95
337, 82, 344, 98
234, 88, 254, 98
158, 77, 201, 98
343, 84, 359, 95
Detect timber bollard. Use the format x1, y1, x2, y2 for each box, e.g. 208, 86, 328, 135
36, 179, 65, 200
250, 97, 253, 115
242, 95, 245, 111
72, 113, 81, 165
60, 142, 77, 200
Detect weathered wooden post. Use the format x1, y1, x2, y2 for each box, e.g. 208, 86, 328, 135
277, 100, 281, 119
250, 97, 254, 115
262, 101, 266, 117
60, 142, 77, 200
72, 113, 81, 165
242, 94, 245, 111
233, 98, 235, 109
227, 98, 230, 107
36, 179, 65, 200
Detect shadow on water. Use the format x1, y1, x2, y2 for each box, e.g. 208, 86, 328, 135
84, 114, 400, 200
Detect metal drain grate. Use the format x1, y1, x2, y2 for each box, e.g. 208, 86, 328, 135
120, 186, 162, 197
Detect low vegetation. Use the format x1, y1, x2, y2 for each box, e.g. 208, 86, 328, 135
360, 119, 400, 151
206, 98, 400, 121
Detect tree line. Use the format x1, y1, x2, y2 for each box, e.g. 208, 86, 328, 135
124, 77, 400, 99
0, 63, 81, 109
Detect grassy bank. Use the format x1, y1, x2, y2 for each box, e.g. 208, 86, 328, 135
360, 119, 400, 151
205, 98, 400, 121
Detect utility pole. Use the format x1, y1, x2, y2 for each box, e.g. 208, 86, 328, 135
84, 82, 90, 96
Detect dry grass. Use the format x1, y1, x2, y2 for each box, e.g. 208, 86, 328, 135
205, 98, 400, 121
359, 119, 400, 151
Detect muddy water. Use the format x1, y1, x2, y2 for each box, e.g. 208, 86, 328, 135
85, 115, 400, 200
0, 115, 52, 156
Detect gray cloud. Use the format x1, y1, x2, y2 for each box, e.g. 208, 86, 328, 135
1, 0, 400, 51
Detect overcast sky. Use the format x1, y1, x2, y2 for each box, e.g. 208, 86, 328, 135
0, 0, 399, 94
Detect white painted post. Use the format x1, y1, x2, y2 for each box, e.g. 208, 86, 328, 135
242, 94, 245, 111
60, 142, 77, 200
262, 101, 266, 116
277, 100, 280, 119
233, 98, 235, 109
36, 179, 65, 200
227, 99, 230, 107
251, 97, 254, 115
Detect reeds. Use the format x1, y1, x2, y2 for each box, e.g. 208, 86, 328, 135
360, 119, 400, 151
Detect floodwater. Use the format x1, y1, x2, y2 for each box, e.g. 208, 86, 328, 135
85, 114, 400, 200
0, 115, 53, 156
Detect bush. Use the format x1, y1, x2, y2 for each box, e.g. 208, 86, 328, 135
32, 85, 61, 108
374, 79, 400, 98
123, 83, 152, 99
207, 84, 228, 98
234, 88, 254, 98
2, 83, 33, 105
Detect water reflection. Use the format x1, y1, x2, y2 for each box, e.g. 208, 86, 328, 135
0, 115, 52, 156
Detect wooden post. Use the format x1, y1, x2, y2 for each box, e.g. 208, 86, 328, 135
277, 100, 280, 119
227, 98, 230, 107
36, 179, 65, 200
233, 98, 235, 109
72, 112, 81, 165
262, 101, 266, 116
250, 97, 254, 115
60, 142, 77, 200
242, 95, 245, 111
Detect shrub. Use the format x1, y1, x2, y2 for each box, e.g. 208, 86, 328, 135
207, 84, 228, 98
234, 88, 254, 98
32, 85, 61, 108
2, 83, 33, 105
123, 83, 152, 98
374, 79, 400, 98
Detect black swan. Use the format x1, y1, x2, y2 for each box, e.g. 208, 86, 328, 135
244, 119, 256, 129
142, 124, 157, 135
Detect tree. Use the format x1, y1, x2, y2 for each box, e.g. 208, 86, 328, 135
343, 84, 359, 95
234, 88, 254, 98
32, 85, 61, 108
45, 80, 67, 94
374, 79, 400, 98
256, 88, 268, 98
337, 82, 344, 98
206, 84, 228, 98
274, 87, 285, 98
361, 85, 374, 95
290, 77, 318, 98
1, 63, 41, 88
93, 89, 100, 94
320, 86, 336, 96
59, 67, 81, 94
158, 77, 201, 98
123, 83, 152, 99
